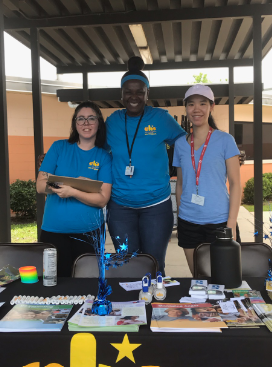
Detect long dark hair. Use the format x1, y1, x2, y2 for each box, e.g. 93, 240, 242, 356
68, 101, 106, 148
185, 99, 218, 141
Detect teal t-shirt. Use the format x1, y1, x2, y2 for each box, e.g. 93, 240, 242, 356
106, 106, 185, 207
39, 140, 112, 233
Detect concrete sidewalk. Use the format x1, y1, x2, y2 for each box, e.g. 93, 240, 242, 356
105, 206, 272, 278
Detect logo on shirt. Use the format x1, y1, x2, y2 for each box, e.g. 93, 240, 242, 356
88, 160, 99, 170
144, 125, 157, 135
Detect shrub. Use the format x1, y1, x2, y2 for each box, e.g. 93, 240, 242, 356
243, 173, 272, 204
10, 179, 37, 219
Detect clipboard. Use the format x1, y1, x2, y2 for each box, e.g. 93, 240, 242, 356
46, 174, 103, 194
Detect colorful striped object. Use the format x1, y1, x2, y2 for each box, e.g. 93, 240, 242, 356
19, 266, 39, 284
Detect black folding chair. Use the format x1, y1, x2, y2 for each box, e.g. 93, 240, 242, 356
0, 243, 56, 276
193, 242, 272, 278
72, 253, 159, 278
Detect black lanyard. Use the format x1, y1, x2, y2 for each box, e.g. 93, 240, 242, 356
125, 110, 144, 166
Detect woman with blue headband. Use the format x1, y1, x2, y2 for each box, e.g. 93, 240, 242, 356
106, 57, 185, 274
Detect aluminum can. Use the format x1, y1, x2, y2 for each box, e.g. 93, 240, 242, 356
43, 248, 57, 286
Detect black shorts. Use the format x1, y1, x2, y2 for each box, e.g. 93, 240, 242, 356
177, 217, 241, 249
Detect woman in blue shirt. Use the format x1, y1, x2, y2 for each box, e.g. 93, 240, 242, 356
106, 57, 185, 274
37, 101, 112, 276
173, 84, 241, 275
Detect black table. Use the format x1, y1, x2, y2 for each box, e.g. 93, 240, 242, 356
0, 277, 271, 367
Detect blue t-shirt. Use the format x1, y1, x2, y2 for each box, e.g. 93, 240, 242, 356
39, 140, 112, 233
173, 130, 240, 224
106, 106, 185, 207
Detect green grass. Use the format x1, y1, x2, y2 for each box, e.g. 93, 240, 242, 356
11, 222, 37, 243
243, 203, 271, 212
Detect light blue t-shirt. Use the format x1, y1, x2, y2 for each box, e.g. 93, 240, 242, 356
173, 130, 240, 224
39, 140, 112, 233
106, 106, 185, 207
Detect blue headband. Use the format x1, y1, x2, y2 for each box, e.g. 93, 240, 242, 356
121, 74, 150, 89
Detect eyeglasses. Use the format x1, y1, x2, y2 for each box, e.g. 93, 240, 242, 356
75, 116, 98, 125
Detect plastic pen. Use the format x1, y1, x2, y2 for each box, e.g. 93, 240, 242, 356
33, 296, 39, 304
71, 296, 78, 304
74, 296, 81, 305
16, 295, 22, 304
49, 296, 57, 304
37, 297, 44, 304
67, 296, 74, 304
86, 294, 94, 301
10, 296, 18, 305
61, 295, 69, 304
78, 295, 86, 305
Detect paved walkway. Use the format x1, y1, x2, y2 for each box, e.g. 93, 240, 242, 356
105, 206, 272, 278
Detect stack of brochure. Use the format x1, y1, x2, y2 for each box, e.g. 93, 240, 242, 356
68, 300, 147, 332
266, 281, 272, 302
0, 304, 73, 332
214, 299, 263, 328
232, 289, 265, 304
150, 303, 227, 333
252, 303, 272, 332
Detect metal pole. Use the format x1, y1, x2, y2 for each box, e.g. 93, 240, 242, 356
83, 72, 89, 101
253, 15, 263, 242
30, 27, 45, 240
228, 66, 235, 137
0, 0, 11, 242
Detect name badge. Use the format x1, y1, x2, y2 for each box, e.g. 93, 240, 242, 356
191, 193, 205, 206
125, 165, 134, 176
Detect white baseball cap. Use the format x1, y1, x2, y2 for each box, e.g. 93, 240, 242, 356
184, 84, 214, 102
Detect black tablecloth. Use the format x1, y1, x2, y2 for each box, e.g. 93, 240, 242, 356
0, 277, 271, 367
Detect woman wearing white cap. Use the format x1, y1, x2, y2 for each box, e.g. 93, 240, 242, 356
173, 84, 241, 275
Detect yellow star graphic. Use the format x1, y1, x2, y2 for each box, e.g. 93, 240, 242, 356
111, 334, 141, 363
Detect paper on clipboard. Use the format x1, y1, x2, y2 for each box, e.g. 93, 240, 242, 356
46, 174, 103, 194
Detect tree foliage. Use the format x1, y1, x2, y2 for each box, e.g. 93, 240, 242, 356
10, 179, 37, 219
243, 173, 272, 204
192, 72, 211, 84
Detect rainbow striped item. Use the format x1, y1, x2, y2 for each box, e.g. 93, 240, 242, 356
19, 266, 39, 284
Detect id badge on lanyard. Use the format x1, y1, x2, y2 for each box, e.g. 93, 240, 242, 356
125, 165, 134, 176
190, 127, 212, 206
124, 110, 144, 178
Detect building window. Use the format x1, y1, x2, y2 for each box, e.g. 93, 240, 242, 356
234, 121, 272, 160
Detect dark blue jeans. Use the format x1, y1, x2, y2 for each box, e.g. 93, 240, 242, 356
107, 198, 173, 275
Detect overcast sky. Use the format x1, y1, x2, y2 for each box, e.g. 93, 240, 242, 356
4, 32, 272, 91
